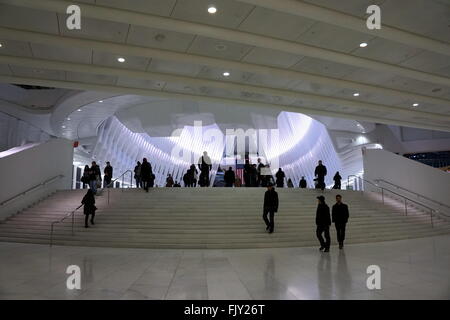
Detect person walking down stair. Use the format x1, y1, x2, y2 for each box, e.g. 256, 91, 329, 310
81, 189, 97, 228
316, 195, 331, 252
263, 183, 279, 234
332, 194, 349, 249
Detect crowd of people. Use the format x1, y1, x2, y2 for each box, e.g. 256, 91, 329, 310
79, 156, 350, 248
81, 156, 343, 192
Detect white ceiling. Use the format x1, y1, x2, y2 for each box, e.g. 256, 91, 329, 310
0, 0, 448, 134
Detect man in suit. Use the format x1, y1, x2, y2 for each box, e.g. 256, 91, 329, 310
316, 195, 331, 252
332, 194, 349, 249
263, 183, 279, 234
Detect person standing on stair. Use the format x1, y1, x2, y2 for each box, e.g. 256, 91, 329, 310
224, 167, 236, 187
89, 161, 101, 195
314, 160, 327, 191
275, 168, 286, 188
198, 151, 212, 187
141, 158, 152, 192
134, 161, 142, 188
81, 189, 97, 228
263, 183, 279, 234
332, 194, 349, 249
104, 161, 113, 188
299, 176, 307, 188
316, 195, 331, 252
333, 171, 342, 190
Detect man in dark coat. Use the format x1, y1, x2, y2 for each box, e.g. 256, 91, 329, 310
244, 160, 252, 187
263, 183, 279, 234
250, 164, 258, 187
316, 195, 331, 252
257, 158, 264, 187
332, 194, 349, 249
140, 158, 152, 192
103, 161, 113, 188
314, 160, 327, 191
224, 167, 236, 187
299, 176, 307, 188
81, 189, 97, 228
275, 168, 285, 188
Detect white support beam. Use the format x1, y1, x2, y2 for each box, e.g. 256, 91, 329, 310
238, 0, 450, 57
0, 27, 448, 109
0, 54, 447, 123
2, 0, 450, 87
0, 75, 448, 133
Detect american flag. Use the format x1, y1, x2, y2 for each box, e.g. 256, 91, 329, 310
235, 162, 245, 185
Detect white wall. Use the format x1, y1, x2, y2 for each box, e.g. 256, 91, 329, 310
363, 148, 450, 213
0, 138, 73, 220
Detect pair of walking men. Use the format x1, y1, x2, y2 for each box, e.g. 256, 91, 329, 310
262, 186, 349, 250
316, 194, 349, 252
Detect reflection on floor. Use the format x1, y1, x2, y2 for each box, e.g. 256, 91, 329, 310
0, 235, 448, 300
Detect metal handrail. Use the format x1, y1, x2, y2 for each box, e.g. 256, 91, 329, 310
347, 175, 438, 227
375, 178, 450, 211
0, 174, 64, 206
50, 204, 83, 247
106, 170, 133, 204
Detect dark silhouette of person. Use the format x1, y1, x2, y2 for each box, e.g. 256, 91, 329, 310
81, 189, 97, 228
257, 158, 264, 187
103, 161, 113, 188
244, 159, 252, 187
140, 158, 152, 192
275, 168, 285, 188
316, 195, 331, 252
198, 151, 212, 187
173, 181, 181, 187
134, 161, 142, 188
250, 164, 258, 187
263, 183, 279, 234
224, 167, 236, 187
314, 160, 327, 191
183, 171, 190, 187
149, 172, 155, 188
332, 194, 349, 249
287, 178, 294, 188
333, 171, 342, 190
81, 165, 90, 189
166, 174, 174, 187
189, 164, 198, 187
299, 176, 307, 188
89, 161, 101, 194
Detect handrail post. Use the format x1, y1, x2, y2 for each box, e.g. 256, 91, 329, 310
381, 188, 384, 204
50, 223, 54, 247
430, 209, 434, 228
405, 199, 408, 216
71, 212, 74, 236
108, 188, 110, 205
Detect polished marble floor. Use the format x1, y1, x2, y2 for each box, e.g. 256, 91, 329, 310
0, 235, 449, 300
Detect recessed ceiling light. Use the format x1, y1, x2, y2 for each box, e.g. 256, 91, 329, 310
67, 117, 71, 121
412, 103, 419, 107
117, 57, 125, 63
99, 100, 103, 103
353, 92, 360, 97
215, 44, 227, 51
359, 42, 368, 48
223, 71, 230, 77
0, 43, 3, 48
61, 125, 66, 129
208, 6, 217, 14
77, 109, 82, 112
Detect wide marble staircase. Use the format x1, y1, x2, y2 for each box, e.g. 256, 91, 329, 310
0, 188, 449, 249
